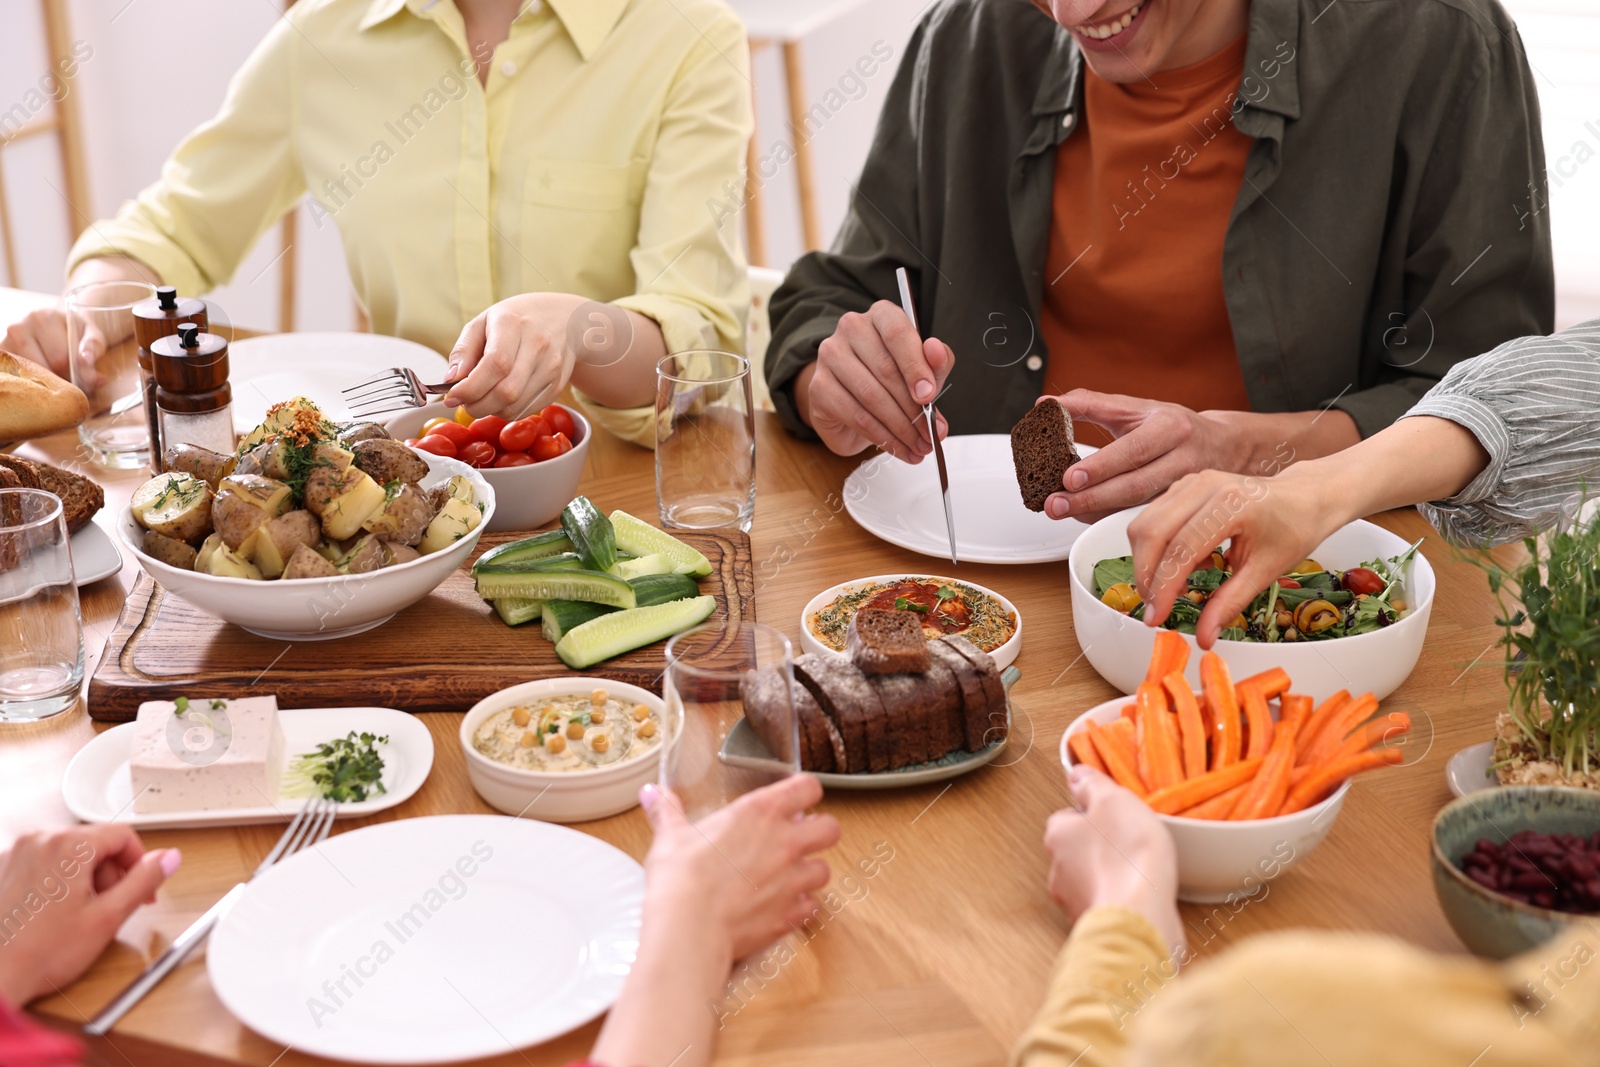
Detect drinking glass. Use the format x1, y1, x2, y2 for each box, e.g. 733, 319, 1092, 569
0, 489, 84, 721
662, 621, 797, 821
654, 351, 755, 532
67, 280, 157, 468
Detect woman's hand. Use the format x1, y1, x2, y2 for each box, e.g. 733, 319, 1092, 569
639, 774, 839, 966
0, 826, 180, 1006
443, 293, 586, 420
1045, 765, 1184, 958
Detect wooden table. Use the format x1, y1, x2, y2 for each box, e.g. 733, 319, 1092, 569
2, 304, 1514, 1067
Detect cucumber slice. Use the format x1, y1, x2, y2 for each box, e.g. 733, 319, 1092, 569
554, 595, 717, 669
608, 510, 712, 578
561, 496, 616, 572
492, 597, 545, 627
473, 529, 573, 571
609, 551, 677, 580
475, 552, 587, 575
541, 599, 618, 642
473, 568, 636, 607
627, 572, 700, 605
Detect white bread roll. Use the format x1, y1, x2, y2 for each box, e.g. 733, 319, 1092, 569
0, 350, 90, 440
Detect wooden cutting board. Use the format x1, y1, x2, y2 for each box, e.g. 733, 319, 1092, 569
86, 528, 753, 721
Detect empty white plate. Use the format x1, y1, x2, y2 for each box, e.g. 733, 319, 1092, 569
843, 435, 1097, 565
62, 706, 433, 829
1447, 741, 1498, 798
229, 332, 446, 433
208, 815, 644, 1064
71, 520, 123, 586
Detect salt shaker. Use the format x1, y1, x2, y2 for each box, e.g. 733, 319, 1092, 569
132, 287, 208, 471
151, 323, 234, 456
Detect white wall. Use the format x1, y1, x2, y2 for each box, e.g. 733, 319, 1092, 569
0, 0, 1596, 330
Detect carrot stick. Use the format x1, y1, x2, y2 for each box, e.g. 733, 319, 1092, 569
1162, 673, 1207, 780
1280, 694, 1313, 733
1332, 711, 1411, 763
1295, 691, 1350, 763
1119, 702, 1137, 721
1144, 758, 1263, 815
1230, 719, 1299, 820
1088, 720, 1148, 797
1067, 729, 1107, 774
1176, 781, 1251, 820
1236, 666, 1290, 701
1302, 693, 1379, 768
1135, 682, 1184, 791
1201, 653, 1241, 771
1146, 628, 1191, 684
1278, 747, 1403, 815
1239, 685, 1275, 759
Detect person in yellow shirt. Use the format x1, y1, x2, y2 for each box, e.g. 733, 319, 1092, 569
2, 0, 750, 444
1017, 763, 1599, 1067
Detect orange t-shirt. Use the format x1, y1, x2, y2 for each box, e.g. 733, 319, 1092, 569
1041, 35, 1254, 447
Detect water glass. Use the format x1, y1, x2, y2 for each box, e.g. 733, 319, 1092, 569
662, 621, 797, 821
654, 351, 755, 532
0, 489, 84, 721
67, 280, 157, 468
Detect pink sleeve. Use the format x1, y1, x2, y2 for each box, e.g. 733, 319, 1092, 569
0, 997, 83, 1067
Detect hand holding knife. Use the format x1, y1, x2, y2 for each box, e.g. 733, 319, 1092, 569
894, 267, 958, 567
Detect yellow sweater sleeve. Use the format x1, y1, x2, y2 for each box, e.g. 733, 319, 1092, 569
1011, 906, 1174, 1067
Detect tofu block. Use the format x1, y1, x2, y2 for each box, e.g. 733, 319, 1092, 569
129, 696, 286, 813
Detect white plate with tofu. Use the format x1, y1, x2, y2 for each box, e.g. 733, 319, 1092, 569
63, 700, 434, 829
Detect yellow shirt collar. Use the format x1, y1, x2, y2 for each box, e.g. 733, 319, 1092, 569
358, 0, 626, 61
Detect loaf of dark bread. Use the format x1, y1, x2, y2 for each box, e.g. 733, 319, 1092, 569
739, 665, 845, 772
927, 639, 990, 754
793, 654, 889, 773
846, 608, 931, 674
1010, 400, 1080, 513
865, 671, 937, 766
0, 455, 103, 534
938, 634, 1008, 750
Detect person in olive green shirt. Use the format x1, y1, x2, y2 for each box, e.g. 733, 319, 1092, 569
767, 0, 1552, 523
4, 0, 749, 441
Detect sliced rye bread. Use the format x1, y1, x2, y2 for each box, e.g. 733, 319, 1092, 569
0, 455, 103, 534
1010, 400, 1081, 513
793, 654, 889, 773
868, 668, 961, 767
927, 639, 988, 754
740, 666, 826, 772
921, 654, 970, 762
846, 608, 932, 674
938, 634, 1009, 750
0, 466, 19, 571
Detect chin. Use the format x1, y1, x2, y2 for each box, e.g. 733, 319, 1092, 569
1065, 0, 1167, 82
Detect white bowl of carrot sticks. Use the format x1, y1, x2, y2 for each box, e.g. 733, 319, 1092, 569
1060, 631, 1410, 902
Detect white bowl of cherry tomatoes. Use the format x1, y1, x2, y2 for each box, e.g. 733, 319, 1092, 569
384, 401, 588, 533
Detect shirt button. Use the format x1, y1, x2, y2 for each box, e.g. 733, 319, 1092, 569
1025, 355, 1043, 372
500, 60, 517, 77
1062, 113, 1076, 131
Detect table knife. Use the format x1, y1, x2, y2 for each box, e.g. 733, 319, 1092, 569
895, 267, 957, 566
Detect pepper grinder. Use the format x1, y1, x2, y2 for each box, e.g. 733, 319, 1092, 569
132, 286, 208, 472
151, 323, 234, 456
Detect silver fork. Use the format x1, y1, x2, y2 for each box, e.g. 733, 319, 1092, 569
342, 367, 454, 418
83, 796, 338, 1036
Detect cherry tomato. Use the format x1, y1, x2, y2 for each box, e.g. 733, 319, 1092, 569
499, 416, 546, 453
414, 434, 457, 458
493, 451, 534, 468
1342, 567, 1385, 596
1275, 578, 1301, 590
424, 421, 472, 449
539, 405, 576, 439
420, 417, 452, 437
453, 405, 475, 427
531, 431, 572, 462
468, 415, 509, 444
460, 440, 498, 468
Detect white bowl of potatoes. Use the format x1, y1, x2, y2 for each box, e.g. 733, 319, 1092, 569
120, 397, 495, 640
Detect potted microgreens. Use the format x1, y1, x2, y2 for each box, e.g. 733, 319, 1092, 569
1486, 512, 1600, 788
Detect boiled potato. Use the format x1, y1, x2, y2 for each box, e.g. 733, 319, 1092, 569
212, 476, 291, 550
360, 482, 434, 545
131, 473, 214, 544
204, 542, 262, 580
418, 496, 481, 554
195, 533, 223, 572
351, 439, 429, 486
314, 539, 344, 563
425, 474, 475, 512
247, 509, 322, 579
334, 533, 385, 575
303, 466, 387, 541
238, 396, 326, 451
381, 542, 421, 568
162, 444, 234, 490
141, 529, 198, 570
336, 421, 391, 448
282, 543, 340, 580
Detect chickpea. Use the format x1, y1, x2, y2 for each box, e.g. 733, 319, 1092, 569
638, 719, 657, 739
546, 733, 568, 755
511, 707, 531, 727
1391, 598, 1408, 613
566, 720, 586, 740
590, 707, 607, 724
518, 730, 538, 748
1100, 583, 1143, 613
1274, 609, 1294, 630
1283, 626, 1300, 641
590, 688, 608, 706
631, 703, 650, 722
1293, 599, 1341, 634
591, 733, 611, 753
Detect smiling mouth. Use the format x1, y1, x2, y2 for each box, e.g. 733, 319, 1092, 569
1072, 0, 1145, 40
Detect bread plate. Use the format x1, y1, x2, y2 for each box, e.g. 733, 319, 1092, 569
71, 520, 123, 586
721, 665, 1019, 790
61, 706, 433, 829
800, 573, 1022, 671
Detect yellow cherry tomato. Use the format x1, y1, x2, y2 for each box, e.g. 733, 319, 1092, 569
421, 417, 452, 436
1100, 583, 1143, 614
454, 405, 475, 427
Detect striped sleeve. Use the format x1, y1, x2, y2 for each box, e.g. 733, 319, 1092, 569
1401, 319, 1600, 547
